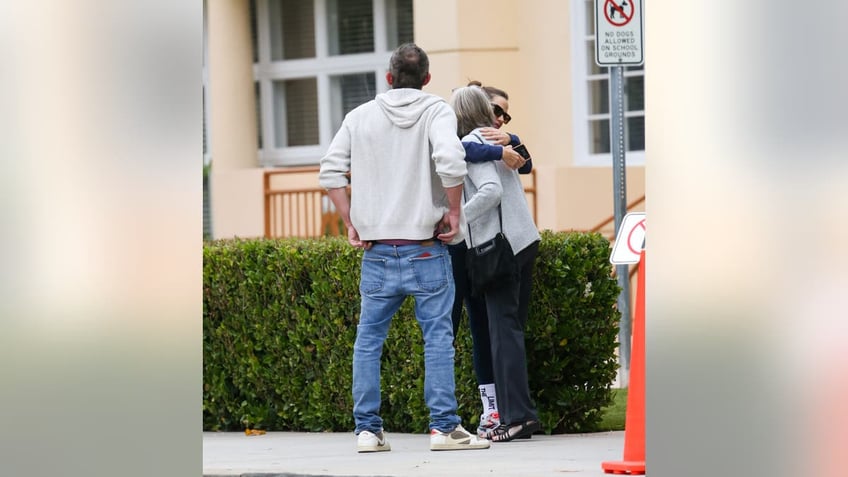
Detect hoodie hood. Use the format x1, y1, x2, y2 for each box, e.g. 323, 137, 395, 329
375, 89, 444, 129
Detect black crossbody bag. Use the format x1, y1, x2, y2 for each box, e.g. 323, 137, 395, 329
465, 202, 518, 297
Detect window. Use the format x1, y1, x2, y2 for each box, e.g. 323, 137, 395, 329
253, 0, 414, 166
327, 0, 374, 55
330, 72, 377, 133
571, 0, 645, 166
273, 78, 319, 147
269, 0, 315, 60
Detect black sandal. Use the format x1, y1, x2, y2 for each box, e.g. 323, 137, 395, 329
489, 420, 541, 442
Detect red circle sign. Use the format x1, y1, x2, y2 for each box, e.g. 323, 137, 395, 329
603, 0, 634, 27
626, 219, 646, 254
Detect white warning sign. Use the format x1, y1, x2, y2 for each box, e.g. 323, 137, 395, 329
595, 0, 644, 66
610, 212, 645, 264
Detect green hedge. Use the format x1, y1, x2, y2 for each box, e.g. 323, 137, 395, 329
203, 230, 620, 434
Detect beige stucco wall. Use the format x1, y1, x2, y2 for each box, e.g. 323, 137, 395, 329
209, 168, 265, 239
207, 0, 261, 239
206, 0, 645, 239
550, 166, 646, 235
419, 0, 644, 235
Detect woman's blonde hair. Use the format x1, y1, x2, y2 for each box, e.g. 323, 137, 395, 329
450, 86, 496, 137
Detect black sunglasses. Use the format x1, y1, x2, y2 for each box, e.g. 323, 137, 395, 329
491, 104, 511, 124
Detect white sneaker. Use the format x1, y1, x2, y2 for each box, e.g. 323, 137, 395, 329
357, 430, 391, 453
430, 424, 491, 451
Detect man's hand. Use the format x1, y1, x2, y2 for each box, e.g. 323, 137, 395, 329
346, 224, 372, 250
325, 187, 371, 249
436, 211, 461, 243
479, 127, 510, 145
501, 145, 526, 170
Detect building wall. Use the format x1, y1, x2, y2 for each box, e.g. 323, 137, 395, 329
419, 0, 645, 235
206, 0, 645, 239
207, 0, 262, 239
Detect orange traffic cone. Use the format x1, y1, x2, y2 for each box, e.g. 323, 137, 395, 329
602, 249, 645, 474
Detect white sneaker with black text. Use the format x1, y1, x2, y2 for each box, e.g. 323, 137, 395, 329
357, 430, 390, 453
430, 424, 491, 451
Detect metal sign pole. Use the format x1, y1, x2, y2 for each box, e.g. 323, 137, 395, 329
595, 0, 643, 388
610, 64, 632, 385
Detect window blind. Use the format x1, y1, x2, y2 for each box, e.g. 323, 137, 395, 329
273, 78, 319, 147
328, 0, 374, 56
270, 0, 316, 60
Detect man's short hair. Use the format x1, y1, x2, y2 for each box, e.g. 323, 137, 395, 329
389, 43, 429, 89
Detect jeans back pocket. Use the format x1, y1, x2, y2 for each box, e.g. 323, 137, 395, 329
410, 252, 448, 292
360, 257, 386, 294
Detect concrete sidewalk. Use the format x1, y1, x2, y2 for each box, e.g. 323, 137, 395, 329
203, 430, 625, 477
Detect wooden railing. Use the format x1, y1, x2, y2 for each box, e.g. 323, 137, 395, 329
589, 194, 646, 240
263, 167, 338, 238
263, 167, 537, 239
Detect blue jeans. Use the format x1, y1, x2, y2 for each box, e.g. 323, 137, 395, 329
448, 242, 494, 385
353, 241, 461, 434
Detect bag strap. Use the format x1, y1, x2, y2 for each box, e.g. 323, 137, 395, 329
464, 130, 503, 247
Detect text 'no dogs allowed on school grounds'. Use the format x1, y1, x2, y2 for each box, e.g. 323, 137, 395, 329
595, 0, 644, 66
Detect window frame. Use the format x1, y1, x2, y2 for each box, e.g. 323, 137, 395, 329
254, 0, 402, 167
570, 0, 645, 167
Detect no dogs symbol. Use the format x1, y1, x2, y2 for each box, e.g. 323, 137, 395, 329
604, 0, 635, 27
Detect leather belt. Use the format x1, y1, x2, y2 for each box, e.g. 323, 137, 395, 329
375, 239, 436, 246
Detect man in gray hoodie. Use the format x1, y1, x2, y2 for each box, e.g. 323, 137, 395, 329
319, 43, 489, 453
